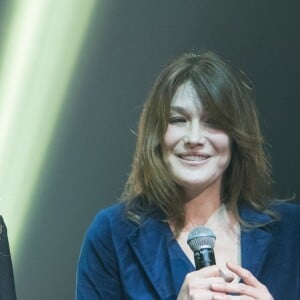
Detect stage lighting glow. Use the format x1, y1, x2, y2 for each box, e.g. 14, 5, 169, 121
0, 0, 97, 262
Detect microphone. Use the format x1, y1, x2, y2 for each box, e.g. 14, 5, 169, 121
187, 226, 216, 270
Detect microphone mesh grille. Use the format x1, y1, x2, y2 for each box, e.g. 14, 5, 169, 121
187, 226, 216, 251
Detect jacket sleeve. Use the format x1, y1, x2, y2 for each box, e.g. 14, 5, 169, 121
76, 211, 123, 300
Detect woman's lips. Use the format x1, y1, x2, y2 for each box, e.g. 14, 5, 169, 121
177, 153, 211, 162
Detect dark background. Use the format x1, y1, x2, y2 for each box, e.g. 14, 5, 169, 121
5, 1, 300, 299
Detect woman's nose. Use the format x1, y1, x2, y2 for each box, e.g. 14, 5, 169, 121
184, 121, 206, 145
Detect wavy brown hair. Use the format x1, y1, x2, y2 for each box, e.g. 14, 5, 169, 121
122, 51, 274, 235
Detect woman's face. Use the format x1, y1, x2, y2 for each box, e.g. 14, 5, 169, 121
162, 81, 231, 198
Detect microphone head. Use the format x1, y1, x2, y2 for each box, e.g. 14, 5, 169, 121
187, 226, 216, 252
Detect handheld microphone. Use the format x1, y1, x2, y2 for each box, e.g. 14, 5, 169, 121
187, 226, 216, 270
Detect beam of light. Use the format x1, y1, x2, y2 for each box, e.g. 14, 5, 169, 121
0, 0, 97, 262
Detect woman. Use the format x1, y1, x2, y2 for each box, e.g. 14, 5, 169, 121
76, 51, 300, 299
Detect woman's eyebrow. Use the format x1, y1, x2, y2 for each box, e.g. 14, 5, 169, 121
169, 106, 187, 114
170, 105, 207, 119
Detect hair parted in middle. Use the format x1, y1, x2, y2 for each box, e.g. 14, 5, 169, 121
122, 51, 273, 236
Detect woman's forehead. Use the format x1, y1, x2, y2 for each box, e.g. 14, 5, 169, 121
170, 81, 203, 111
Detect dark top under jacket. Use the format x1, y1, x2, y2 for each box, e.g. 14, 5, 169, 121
0, 216, 17, 300
76, 201, 300, 300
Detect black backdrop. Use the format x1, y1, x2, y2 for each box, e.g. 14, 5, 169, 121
10, 1, 300, 299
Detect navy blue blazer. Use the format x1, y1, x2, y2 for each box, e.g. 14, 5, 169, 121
76, 202, 300, 300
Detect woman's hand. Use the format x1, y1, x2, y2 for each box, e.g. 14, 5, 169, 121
177, 265, 234, 300
210, 262, 274, 300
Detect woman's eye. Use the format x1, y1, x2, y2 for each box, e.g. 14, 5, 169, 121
169, 116, 186, 124
203, 118, 218, 128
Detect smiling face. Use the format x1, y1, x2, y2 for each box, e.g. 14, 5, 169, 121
162, 81, 232, 199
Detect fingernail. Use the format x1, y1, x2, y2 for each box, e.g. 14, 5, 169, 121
220, 269, 234, 282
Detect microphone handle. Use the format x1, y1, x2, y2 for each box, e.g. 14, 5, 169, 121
194, 247, 216, 270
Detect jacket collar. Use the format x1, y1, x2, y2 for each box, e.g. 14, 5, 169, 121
239, 203, 274, 278
127, 204, 275, 298
127, 216, 176, 299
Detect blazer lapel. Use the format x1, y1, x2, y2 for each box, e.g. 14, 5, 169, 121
127, 217, 175, 299
127, 205, 275, 297
239, 205, 273, 278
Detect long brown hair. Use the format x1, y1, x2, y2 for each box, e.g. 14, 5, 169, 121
122, 51, 274, 235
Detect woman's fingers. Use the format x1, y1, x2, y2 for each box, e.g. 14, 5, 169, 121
210, 263, 274, 300
193, 265, 234, 281
226, 262, 263, 288
211, 281, 256, 296
219, 269, 234, 282
194, 265, 224, 278
184, 271, 226, 290
177, 266, 230, 299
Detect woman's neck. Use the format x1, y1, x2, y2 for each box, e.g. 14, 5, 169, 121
182, 188, 223, 231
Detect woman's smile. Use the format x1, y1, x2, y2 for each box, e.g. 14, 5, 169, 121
177, 153, 211, 163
